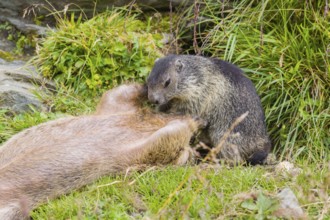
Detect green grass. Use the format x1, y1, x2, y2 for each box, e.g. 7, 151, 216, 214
30, 164, 329, 219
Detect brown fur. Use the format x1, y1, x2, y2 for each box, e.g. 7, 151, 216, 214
0, 83, 202, 219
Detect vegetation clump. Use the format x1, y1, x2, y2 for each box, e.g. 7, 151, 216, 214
33, 9, 164, 95
0, 21, 36, 56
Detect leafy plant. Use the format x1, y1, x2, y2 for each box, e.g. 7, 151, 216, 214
0, 21, 36, 55
241, 192, 279, 220
33, 8, 164, 95
179, 0, 330, 162
15, 34, 36, 54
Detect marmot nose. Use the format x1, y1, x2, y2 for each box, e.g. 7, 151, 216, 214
149, 98, 159, 105
148, 93, 159, 105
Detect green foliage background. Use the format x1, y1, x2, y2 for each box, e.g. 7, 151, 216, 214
179, 0, 330, 162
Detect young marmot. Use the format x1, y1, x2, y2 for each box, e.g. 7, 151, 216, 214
147, 55, 271, 165
0, 84, 203, 220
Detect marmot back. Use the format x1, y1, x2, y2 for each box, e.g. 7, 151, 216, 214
147, 55, 271, 164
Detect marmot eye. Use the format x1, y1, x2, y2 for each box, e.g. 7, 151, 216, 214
164, 78, 171, 88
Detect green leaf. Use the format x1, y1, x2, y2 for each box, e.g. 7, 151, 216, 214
241, 199, 258, 211
113, 42, 126, 52
75, 60, 84, 69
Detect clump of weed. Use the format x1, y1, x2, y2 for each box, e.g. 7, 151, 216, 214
33, 8, 164, 95
0, 21, 36, 56
0, 50, 14, 61
180, 0, 330, 162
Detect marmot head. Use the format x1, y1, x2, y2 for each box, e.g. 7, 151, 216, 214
147, 55, 204, 110
147, 55, 182, 107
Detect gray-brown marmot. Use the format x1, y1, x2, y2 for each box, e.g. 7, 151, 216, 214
0, 84, 203, 219
147, 55, 271, 165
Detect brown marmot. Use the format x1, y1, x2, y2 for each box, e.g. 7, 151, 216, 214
147, 55, 271, 165
0, 83, 203, 220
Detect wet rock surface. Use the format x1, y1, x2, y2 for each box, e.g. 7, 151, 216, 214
0, 0, 193, 21
0, 60, 54, 113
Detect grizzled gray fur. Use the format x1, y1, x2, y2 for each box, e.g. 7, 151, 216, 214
147, 55, 271, 165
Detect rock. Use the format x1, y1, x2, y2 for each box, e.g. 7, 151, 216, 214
274, 188, 307, 219
0, 22, 16, 53
237, 188, 307, 219
0, 61, 54, 114
0, 0, 194, 22
5, 17, 49, 36
275, 161, 302, 177
0, 40, 16, 54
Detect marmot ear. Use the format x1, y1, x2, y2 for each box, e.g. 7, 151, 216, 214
175, 59, 184, 73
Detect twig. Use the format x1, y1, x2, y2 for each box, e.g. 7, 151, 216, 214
124, 0, 137, 30
128, 166, 156, 185
221, 0, 225, 19
97, 180, 122, 188
157, 174, 191, 215
169, 0, 173, 38
318, 196, 330, 220
204, 111, 249, 162
326, 44, 330, 78
301, 198, 330, 207
96, 166, 156, 188
193, 0, 201, 55
259, 0, 264, 55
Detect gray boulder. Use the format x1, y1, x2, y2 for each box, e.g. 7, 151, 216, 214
0, 0, 193, 21
0, 60, 54, 114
